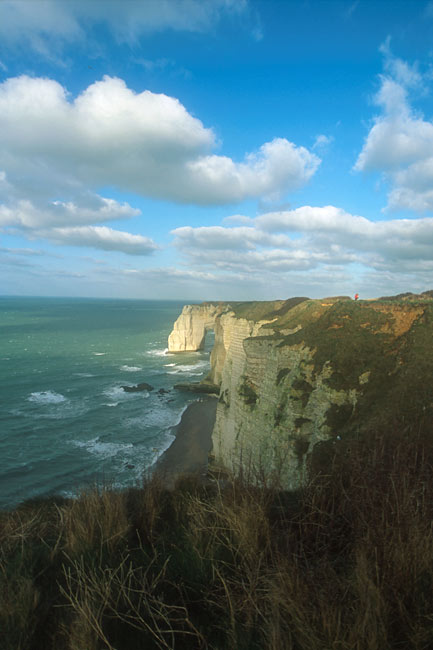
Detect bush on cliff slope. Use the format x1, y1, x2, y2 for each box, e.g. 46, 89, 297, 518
2, 423, 433, 650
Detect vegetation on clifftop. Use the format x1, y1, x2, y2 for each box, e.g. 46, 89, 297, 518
2, 421, 433, 649
4, 292, 433, 649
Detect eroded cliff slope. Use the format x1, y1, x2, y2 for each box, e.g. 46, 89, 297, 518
168, 294, 433, 487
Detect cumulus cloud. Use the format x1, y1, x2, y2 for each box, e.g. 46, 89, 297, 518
0, 75, 319, 206
171, 225, 293, 251
0, 188, 154, 255
0, 0, 255, 53
172, 205, 433, 278
355, 45, 433, 212
186, 138, 319, 203
0, 196, 140, 229
41, 226, 158, 255
0, 74, 318, 255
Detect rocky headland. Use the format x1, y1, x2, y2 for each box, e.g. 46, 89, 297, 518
4, 292, 433, 650
168, 292, 433, 488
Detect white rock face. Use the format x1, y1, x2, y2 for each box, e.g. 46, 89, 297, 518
167, 303, 227, 352
212, 326, 358, 488
167, 300, 360, 487
167, 297, 433, 488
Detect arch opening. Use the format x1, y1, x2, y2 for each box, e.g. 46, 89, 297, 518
202, 327, 215, 354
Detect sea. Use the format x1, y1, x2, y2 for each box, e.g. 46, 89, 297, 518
0, 296, 214, 510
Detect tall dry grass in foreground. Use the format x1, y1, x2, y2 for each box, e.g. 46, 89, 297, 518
1, 425, 433, 649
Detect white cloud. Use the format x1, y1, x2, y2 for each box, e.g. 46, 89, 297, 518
255, 205, 370, 234
187, 138, 319, 203
355, 46, 433, 213
0, 0, 256, 54
172, 205, 433, 278
0, 73, 313, 258
222, 214, 254, 225
171, 225, 293, 251
0, 186, 157, 256
173, 225, 257, 250
0, 0, 81, 57
0, 246, 52, 257
0, 74, 319, 257
0, 196, 139, 229
379, 38, 422, 89
41, 226, 158, 255
313, 134, 333, 151
123, 266, 221, 282
0, 75, 319, 206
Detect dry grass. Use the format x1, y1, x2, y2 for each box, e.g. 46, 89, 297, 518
1, 425, 433, 649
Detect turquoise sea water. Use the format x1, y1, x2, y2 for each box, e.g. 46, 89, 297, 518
0, 297, 213, 510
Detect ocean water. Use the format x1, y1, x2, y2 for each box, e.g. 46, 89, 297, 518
0, 297, 213, 510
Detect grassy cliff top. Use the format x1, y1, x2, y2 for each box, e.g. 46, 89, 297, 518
196, 292, 433, 325
227, 292, 433, 440
225, 291, 433, 326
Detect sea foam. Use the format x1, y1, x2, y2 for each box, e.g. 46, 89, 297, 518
146, 348, 169, 357
126, 403, 189, 431
28, 391, 67, 405
166, 360, 209, 376
102, 385, 149, 401
72, 437, 134, 459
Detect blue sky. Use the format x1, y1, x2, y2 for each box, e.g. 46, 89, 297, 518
1, 0, 433, 300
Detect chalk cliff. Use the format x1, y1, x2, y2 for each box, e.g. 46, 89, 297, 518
168, 294, 433, 487
168, 303, 228, 352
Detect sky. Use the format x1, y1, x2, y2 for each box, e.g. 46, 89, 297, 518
1, 0, 433, 301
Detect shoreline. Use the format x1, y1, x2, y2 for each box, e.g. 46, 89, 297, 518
155, 395, 218, 485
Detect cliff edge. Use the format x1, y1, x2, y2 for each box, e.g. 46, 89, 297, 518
168, 293, 433, 487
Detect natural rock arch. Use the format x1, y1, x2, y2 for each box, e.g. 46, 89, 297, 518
167, 303, 227, 352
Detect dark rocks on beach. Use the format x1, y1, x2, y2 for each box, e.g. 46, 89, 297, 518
122, 382, 154, 393
157, 388, 170, 395
174, 381, 220, 395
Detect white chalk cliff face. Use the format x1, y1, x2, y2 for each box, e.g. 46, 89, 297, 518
167, 297, 433, 487
205, 308, 354, 487
168, 303, 228, 352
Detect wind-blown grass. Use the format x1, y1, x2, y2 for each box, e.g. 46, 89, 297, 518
1, 424, 433, 649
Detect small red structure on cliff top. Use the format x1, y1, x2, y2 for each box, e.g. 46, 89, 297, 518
354, 293, 359, 300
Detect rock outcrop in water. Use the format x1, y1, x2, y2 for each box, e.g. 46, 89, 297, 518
168, 293, 433, 487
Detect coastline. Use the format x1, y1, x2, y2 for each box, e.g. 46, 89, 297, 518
155, 395, 218, 485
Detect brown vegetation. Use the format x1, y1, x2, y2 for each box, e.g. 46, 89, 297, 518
2, 424, 433, 649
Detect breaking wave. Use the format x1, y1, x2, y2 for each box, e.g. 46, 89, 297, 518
28, 391, 67, 405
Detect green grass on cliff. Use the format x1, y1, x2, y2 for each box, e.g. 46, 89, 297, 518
270, 299, 433, 439
228, 297, 309, 322
2, 422, 433, 650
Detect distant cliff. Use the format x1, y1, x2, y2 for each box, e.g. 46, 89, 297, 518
168, 293, 433, 487
168, 303, 228, 352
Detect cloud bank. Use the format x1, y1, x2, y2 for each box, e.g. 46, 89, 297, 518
0, 74, 318, 255
172, 205, 433, 278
